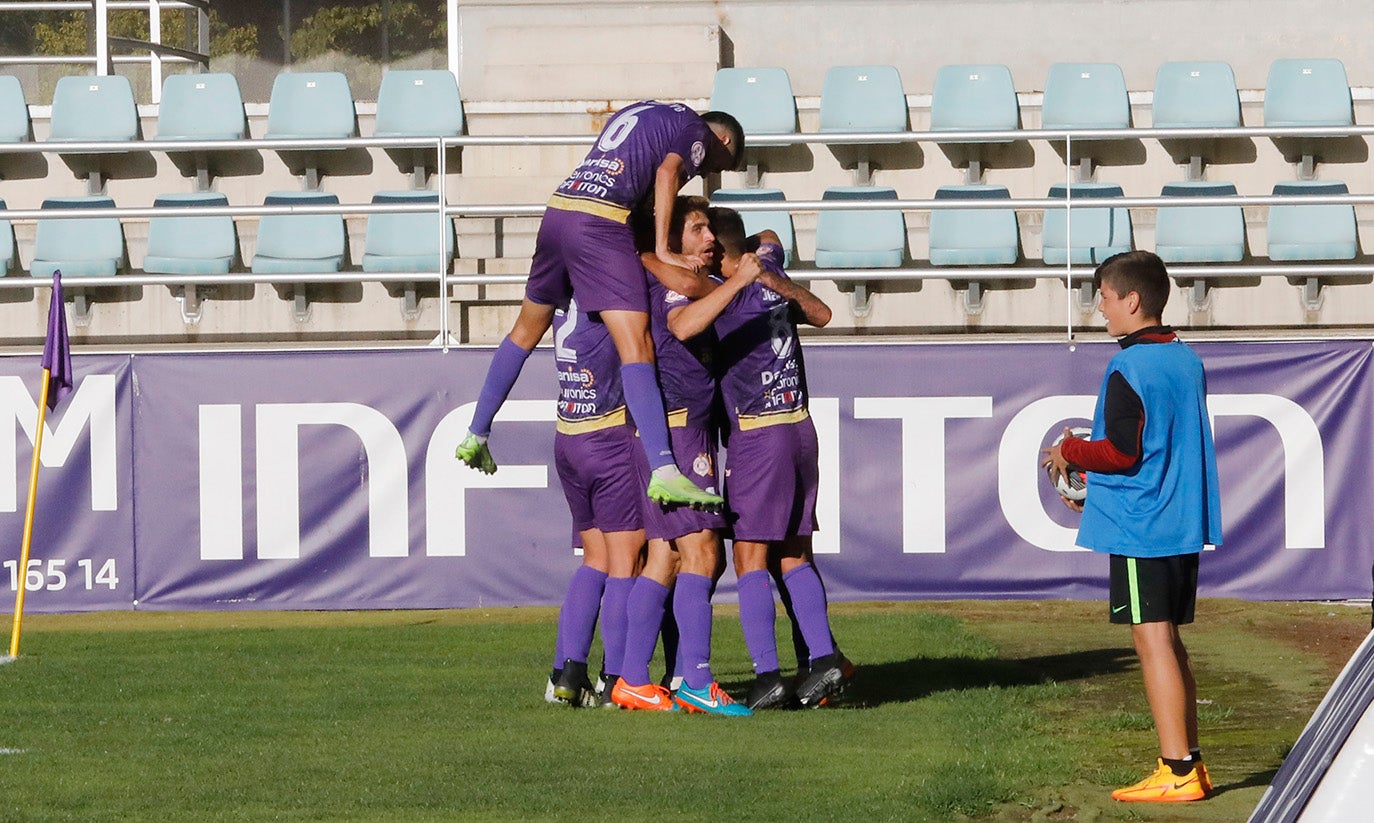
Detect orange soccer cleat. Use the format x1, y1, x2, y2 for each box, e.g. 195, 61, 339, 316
1111, 759, 1207, 802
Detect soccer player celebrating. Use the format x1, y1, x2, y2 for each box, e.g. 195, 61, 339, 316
454, 102, 744, 512
610, 196, 750, 716
545, 299, 646, 708
667, 207, 848, 709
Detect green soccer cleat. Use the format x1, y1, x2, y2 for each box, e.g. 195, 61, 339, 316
646, 472, 724, 509
454, 433, 497, 474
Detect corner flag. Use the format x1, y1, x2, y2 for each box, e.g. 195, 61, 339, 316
41, 270, 72, 411
8, 271, 73, 660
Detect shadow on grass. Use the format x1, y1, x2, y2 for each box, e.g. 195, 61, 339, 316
722, 647, 1139, 708
1214, 767, 1277, 797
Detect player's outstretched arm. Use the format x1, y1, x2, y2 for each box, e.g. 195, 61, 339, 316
666, 254, 763, 341
640, 252, 717, 300
757, 270, 832, 328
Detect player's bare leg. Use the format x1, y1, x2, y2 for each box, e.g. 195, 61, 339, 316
600, 309, 723, 509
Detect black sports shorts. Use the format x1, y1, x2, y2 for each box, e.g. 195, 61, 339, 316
1108, 553, 1199, 625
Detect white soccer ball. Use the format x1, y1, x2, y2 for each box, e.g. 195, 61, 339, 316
1047, 426, 1092, 501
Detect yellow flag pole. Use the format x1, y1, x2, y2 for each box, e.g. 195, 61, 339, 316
9, 370, 52, 659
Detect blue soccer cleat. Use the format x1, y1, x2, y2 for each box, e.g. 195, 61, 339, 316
674, 681, 753, 717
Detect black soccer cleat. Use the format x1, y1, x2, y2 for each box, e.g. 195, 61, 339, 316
553, 659, 599, 708
747, 670, 799, 710
796, 652, 848, 708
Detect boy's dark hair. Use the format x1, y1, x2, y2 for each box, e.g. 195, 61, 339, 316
1094, 250, 1171, 320
707, 206, 749, 258
701, 110, 746, 170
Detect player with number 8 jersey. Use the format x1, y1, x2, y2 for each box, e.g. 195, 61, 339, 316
455, 102, 746, 513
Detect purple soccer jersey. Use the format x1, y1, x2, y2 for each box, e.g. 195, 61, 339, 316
713, 243, 809, 430
554, 101, 714, 211
553, 299, 626, 431
647, 273, 718, 431
551, 301, 642, 534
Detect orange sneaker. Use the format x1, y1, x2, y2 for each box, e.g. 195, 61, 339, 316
609, 678, 676, 712
1111, 759, 1207, 802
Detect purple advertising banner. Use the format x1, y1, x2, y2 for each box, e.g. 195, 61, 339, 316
1, 340, 1371, 612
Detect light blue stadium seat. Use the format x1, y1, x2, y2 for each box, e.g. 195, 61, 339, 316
1264, 59, 1352, 126
819, 65, 906, 133
814, 187, 905, 268
265, 72, 356, 139
143, 193, 237, 275
0, 75, 29, 143
1041, 63, 1130, 130
1042, 183, 1132, 265
32, 196, 124, 278
374, 70, 463, 139
374, 70, 463, 178
931, 64, 1019, 133
158, 73, 246, 140
362, 191, 454, 272
709, 68, 797, 135
1153, 62, 1240, 128
0, 199, 13, 274
929, 186, 1019, 266
252, 192, 346, 274
1154, 182, 1245, 263
710, 188, 795, 267
48, 74, 138, 143
1268, 181, 1357, 260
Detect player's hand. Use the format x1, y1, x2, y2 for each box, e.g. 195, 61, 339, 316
1060, 496, 1084, 513
656, 249, 706, 274
1040, 426, 1076, 481
735, 253, 763, 283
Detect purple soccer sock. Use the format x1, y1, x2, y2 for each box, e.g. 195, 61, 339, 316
782, 563, 836, 661
553, 566, 607, 668
469, 337, 532, 437
620, 577, 670, 687
620, 362, 674, 471
674, 573, 715, 690
600, 576, 634, 679
737, 569, 780, 674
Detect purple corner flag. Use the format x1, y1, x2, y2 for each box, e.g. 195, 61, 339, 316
40, 270, 73, 410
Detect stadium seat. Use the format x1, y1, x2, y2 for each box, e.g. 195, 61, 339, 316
708, 67, 797, 135
1041, 183, 1132, 265
1042, 63, 1130, 130
1152, 61, 1243, 173
929, 185, 1019, 266
1264, 59, 1352, 127
0, 198, 13, 274
1153, 62, 1241, 129
1154, 182, 1245, 263
814, 186, 906, 269
264, 72, 362, 184
373, 70, 464, 182
931, 64, 1020, 133
251, 191, 347, 274
362, 191, 454, 272
47, 74, 152, 186
819, 65, 907, 133
31, 196, 124, 278
157, 73, 258, 186
1267, 181, 1357, 261
143, 192, 238, 275
710, 188, 795, 267
0, 74, 29, 143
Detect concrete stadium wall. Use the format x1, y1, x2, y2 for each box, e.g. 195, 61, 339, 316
1, 0, 1373, 348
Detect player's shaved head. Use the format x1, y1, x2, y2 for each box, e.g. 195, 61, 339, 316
707, 206, 748, 259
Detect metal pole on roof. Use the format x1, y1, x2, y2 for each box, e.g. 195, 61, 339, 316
283, 0, 292, 66
148, 0, 162, 103
448, 0, 461, 84
95, 0, 110, 75
1064, 133, 1073, 344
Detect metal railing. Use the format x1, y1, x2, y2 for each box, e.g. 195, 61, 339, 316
0, 123, 1372, 342
0, 0, 210, 102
